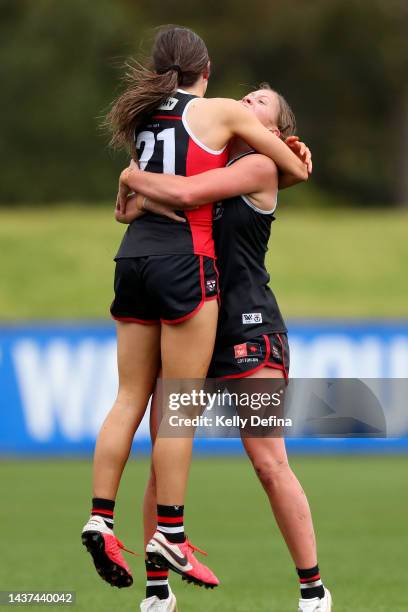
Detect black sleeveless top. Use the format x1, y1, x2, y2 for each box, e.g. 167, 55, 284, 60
213, 152, 287, 348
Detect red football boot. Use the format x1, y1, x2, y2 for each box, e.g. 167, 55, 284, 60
82, 515, 137, 588
146, 530, 219, 589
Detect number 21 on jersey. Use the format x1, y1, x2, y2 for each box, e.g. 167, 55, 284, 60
136, 128, 175, 174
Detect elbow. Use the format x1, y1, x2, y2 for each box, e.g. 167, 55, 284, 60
178, 188, 195, 208
296, 163, 309, 182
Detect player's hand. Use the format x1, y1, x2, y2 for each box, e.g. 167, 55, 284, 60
143, 198, 186, 222
115, 193, 144, 224
285, 136, 312, 174
116, 169, 133, 214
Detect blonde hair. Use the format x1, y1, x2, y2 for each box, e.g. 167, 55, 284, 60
259, 82, 297, 139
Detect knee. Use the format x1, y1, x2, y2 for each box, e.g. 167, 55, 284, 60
115, 386, 149, 409
251, 455, 291, 490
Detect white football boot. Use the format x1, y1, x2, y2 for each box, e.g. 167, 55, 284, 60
298, 587, 332, 611
140, 585, 177, 611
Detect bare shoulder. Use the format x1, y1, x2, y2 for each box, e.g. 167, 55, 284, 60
186, 96, 238, 116
187, 98, 243, 133
206, 97, 240, 106
235, 153, 278, 178
204, 97, 244, 116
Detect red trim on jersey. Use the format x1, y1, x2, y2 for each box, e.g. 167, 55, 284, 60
111, 315, 159, 325
185, 139, 228, 258
152, 115, 182, 120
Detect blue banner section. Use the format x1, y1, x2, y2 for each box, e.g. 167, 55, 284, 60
1, 322, 408, 455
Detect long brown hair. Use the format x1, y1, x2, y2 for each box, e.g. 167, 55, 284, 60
106, 26, 209, 153
259, 82, 297, 140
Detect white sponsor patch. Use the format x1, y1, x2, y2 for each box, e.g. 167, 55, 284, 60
206, 279, 216, 291
157, 97, 179, 111
242, 313, 263, 324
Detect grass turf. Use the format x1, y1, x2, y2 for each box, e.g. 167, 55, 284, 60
0, 455, 406, 611
0, 205, 407, 320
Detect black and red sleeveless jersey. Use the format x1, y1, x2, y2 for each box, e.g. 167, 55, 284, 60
116, 89, 228, 259
213, 152, 287, 348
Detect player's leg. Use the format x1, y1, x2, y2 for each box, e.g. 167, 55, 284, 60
154, 299, 217, 502
141, 387, 179, 610
244, 368, 317, 566
92, 322, 160, 499
147, 300, 220, 588
243, 367, 331, 610
82, 321, 160, 588
143, 390, 160, 548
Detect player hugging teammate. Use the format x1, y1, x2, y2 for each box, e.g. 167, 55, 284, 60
82, 25, 332, 612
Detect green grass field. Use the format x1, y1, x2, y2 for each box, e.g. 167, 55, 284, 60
0, 205, 407, 320
0, 456, 406, 611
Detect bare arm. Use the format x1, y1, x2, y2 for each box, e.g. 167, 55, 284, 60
119, 136, 311, 210
218, 99, 309, 180
115, 192, 187, 224
119, 154, 278, 210
116, 155, 279, 224
117, 100, 310, 213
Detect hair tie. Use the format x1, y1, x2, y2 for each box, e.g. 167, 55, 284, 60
167, 64, 182, 77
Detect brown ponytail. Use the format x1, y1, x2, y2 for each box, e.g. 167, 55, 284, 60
106, 26, 210, 154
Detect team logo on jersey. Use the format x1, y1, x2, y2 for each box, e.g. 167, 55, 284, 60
247, 342, 263, 358
242, 313, 263, 324
213, 202, 224, 221
157, 97, 179, 111
206, 279, 217, 292
271, 344, 281, 360
234, 343, 248, 358
234, 342, 262, 360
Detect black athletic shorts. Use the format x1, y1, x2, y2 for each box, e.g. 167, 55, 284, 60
110, 254, 219, 325
209, 332, 290, 380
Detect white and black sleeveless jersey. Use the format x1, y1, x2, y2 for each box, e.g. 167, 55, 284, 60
116, 89, 228, 260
